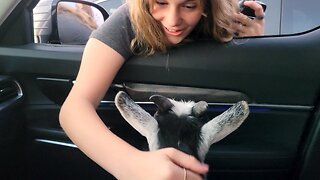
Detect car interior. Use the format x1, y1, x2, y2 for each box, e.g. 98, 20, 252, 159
0, 0, 320, 179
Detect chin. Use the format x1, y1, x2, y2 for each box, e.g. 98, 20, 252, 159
168, 38, 184, 45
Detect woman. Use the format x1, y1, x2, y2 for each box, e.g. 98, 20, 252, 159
59, 0, 265, 179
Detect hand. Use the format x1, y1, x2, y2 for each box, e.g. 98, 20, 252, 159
233, 1, 265, 37
117, 147, 209, 180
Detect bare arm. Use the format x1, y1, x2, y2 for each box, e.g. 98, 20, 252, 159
59, 38, 134, 177
59, 38, 208, 180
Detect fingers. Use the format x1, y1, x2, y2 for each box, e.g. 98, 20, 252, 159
243, 1, 265, 18
170, 166, 202, 180
163, 148, 209, 174
234, 13, 252, 27
183, 168, 187, 180
242, 1, 265, 22
232, 13, 252, 36
181, 167, 204, 180
233, 1, 265, 37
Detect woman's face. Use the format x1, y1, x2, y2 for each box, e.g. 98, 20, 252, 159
150, 0, 203, 45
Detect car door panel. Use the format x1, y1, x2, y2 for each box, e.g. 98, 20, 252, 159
0, 75, 25, 179
1, 1, 320, 178
298, 107, 320, 179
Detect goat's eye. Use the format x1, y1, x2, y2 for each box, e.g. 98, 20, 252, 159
187, 115, 196, 120
167, 109, 175, 114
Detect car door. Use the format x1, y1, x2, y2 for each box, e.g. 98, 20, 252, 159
1, 0, 320, 180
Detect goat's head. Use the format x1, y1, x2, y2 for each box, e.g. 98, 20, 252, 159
115, 91, 249, 162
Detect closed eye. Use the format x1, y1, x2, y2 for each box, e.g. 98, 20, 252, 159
184, 3, 197, 9
156, 0, 168, 6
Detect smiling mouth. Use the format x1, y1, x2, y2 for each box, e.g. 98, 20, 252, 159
164, 27, 183, 36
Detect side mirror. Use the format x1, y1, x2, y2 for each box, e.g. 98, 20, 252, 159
54, 0, 109, 45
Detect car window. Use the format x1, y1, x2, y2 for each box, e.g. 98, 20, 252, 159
32, 0, 320, 44
261, 0, 281, 35
95, 0, 124, 15
281, 0, 320, 34
0, 0, 21, 26
33, 0, 54, 43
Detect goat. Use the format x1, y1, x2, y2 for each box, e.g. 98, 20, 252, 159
115, 91, 249, 163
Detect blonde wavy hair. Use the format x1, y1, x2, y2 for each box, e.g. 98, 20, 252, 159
127, 0, 239, 55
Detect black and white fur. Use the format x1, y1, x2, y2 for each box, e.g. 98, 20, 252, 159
115, 91, 249, 162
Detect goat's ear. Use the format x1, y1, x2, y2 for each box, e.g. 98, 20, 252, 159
149, 94, 173, 112
198, 101, 249, 158
115, 91, 159, 138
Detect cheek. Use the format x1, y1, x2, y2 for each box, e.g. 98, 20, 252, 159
185, 13, 202, 27
151, 13, 161, 22
150, 6, 162, 21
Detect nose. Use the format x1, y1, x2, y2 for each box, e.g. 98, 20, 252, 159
166, 7, 182, 27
